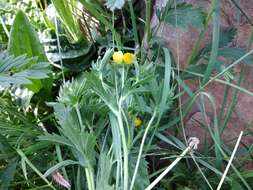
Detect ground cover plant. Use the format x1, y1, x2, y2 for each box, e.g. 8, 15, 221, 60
0, 0, 253, 189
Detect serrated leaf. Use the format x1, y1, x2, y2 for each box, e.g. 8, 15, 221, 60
13, 62, 51, 79
105, 0, 125, 11
96, 153, 114, 190
39, 133, 74, 147
0, 54, 29, 72
0, 55, 51, 88
201, 27, 237, 55
217, 47, 253, 65
219, 27, 237, 47
162, 3, 205, 28
60, 128, 96, 167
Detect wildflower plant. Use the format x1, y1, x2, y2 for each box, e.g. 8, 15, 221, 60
2, 0, 252, 189
39, 47, 174, 190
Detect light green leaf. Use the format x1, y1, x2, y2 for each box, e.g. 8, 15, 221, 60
96, 153, 114, 190
44, 160, 78, 177
158, 48, 172, 118
52, 0, 83, 42
39, 133, 74, 147
0, 55, 51, 88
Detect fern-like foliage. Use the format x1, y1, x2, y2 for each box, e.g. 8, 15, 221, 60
159, 3, 206, 28
0, 54, 51, 88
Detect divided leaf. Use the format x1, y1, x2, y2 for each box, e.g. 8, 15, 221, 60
162, 3, 205, 28
0, 55, 51, 88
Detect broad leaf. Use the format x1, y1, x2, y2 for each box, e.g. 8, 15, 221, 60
52, 0, 83, 42
8, 11, 48, 62
7, 11, 52, 93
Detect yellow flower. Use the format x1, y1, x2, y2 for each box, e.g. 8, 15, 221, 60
134, 117, 142, 128
112, 51, 123, 64
123, 53, 135, 65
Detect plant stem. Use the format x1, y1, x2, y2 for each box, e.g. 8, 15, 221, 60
145, 0, 152, 46
56, 145, 69, 182
130, 111, 156, 190
216, 131, 243, 190
17, 149, 57, 190
145, 146, 191, 190
128, 0, 139, 46
85, 166, 95, 190
75, 104, 85, 132
202, 0, 220, 84
117, 112, 129, 190
54, 16, 65, 84
221, 66, 245, 134
74, 105, 95, 190
79, 0, 122, 47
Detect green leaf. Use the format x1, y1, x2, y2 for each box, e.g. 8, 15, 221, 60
44, 160, 78, 177
0, 134, 15, 154
60, 128, 96, 167
0, 55, 51, 88
217, 47, 253, 65
201, 27, 237, 55
105, 0, 125, 11
52, 0, 83, 42
0, 54, 29, 72
231, 180, 244, 190
96, 153, 114, 190
13, 62, 51, 79
218, 27, 237, 48
8, 11, 48, 62
158, 48, 172, 118
163, 3, 205, 28
129, 156, 150, 190
86, 72, 118, 114
39, 133, 74, 147
7, 10, 52, 93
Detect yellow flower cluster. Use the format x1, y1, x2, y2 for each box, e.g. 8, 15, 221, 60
112, 51, 135, 65
134, 117, 142, 128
